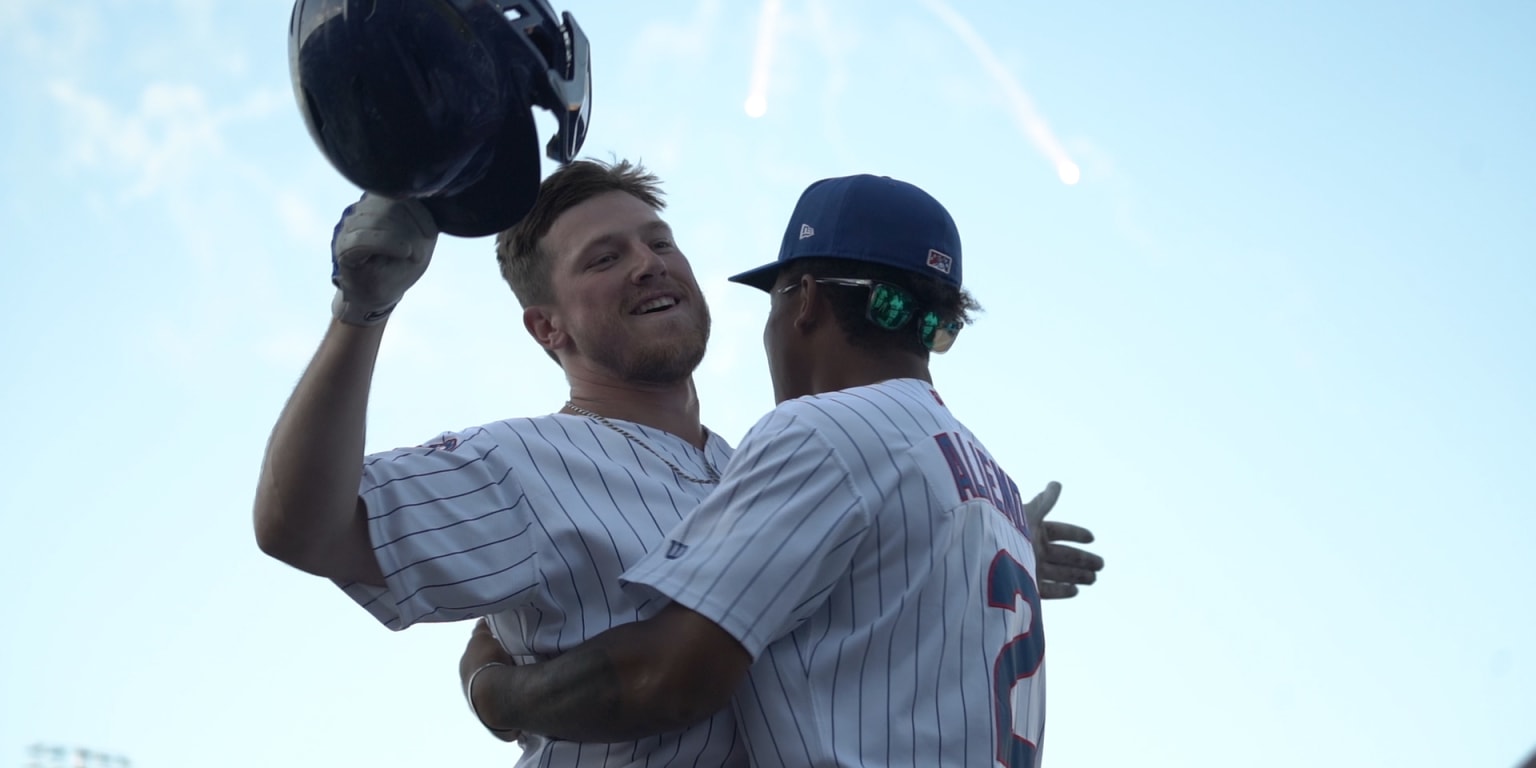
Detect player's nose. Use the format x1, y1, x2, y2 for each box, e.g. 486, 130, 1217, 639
629, 241, 670, 282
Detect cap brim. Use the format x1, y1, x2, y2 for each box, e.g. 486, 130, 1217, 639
727, 262, 782, 292
422, 93, 542, 238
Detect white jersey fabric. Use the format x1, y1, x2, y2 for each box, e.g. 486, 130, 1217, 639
337, 413, 746, 768
623, 378, 1047, 768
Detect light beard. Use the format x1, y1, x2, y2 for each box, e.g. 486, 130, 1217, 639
591, 303, 713, 385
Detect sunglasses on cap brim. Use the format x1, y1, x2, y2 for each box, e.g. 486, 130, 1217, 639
779, 277, 965, 353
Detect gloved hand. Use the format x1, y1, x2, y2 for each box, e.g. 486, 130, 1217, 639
330, 192, 439, 326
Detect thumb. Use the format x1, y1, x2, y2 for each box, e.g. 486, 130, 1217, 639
1025, 481, 1062, 522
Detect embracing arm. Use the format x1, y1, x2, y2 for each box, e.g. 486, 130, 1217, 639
464, 602, 751, 742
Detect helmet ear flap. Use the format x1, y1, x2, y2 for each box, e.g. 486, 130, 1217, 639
495, 1, 592, 164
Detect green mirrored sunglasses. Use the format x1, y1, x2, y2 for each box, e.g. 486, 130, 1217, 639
777, 277, 964, 353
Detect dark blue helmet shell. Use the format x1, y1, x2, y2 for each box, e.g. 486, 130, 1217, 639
289, 0, 591, 237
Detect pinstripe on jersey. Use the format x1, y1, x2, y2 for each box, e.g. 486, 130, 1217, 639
337, 413, 747, 768
622, 378, 1046, 768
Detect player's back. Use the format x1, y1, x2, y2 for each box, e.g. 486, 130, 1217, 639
339, 413, 747, 768
729, 378, 1046, 767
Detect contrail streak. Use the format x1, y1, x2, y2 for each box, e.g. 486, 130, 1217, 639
744, 0, 783, 118
918, 0, 1080, 185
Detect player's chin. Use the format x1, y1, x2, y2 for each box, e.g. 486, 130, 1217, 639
640, 312, 710, 350
624, 339, 707, 384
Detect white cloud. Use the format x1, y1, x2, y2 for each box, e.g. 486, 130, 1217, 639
43, 71, 348, 393
48, 79, 289, 200
50, 80, 218, 199
0, 2, 103, 74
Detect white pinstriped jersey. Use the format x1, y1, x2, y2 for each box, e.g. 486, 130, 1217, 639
337, 414, 746, 768
622, 378, 1047, 768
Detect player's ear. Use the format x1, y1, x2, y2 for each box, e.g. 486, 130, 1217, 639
792, 275, 822, 334
524, 305, 566, 352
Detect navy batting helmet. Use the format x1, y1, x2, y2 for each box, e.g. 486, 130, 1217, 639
289, 0, 592, 237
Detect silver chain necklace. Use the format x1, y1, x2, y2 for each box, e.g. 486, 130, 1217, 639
564, 402, 721, 484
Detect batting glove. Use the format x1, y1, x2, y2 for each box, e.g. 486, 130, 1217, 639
330, 192, 439, 326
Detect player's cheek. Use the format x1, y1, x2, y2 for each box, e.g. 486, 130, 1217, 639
762, 307, 783, 359
766, 312, 798, 399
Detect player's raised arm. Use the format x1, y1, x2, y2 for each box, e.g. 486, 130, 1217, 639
252, 194, 437, 585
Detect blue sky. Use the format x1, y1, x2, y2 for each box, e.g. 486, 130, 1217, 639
2, 1, 1533, 766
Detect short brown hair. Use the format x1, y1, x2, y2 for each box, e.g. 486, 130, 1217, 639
779, 257, 982, 356
495, 159, 666, 306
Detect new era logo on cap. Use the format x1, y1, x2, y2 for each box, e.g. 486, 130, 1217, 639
926, 249, 953, 275
799, 224, 815, 240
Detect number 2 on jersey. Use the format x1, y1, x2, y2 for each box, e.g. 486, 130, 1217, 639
988, 550, 1044, 768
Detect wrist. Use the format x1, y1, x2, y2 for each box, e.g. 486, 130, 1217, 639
466, 661, 516, 734
332, 289, 398, 327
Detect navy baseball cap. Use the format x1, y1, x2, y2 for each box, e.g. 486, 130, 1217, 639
729, 174, 962, 292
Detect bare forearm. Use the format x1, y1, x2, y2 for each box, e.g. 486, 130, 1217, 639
253, 318, 386, 582
472, 616, 740, 742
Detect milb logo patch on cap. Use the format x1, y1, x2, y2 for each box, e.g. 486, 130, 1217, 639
926, 249, 953, 275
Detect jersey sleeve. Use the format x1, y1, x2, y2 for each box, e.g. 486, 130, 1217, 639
620, 406, 871, 659
337, 425, 538, 630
